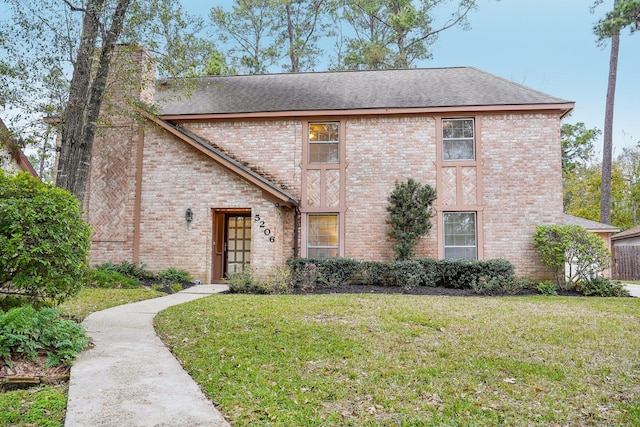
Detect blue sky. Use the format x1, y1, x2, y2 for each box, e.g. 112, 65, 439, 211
188, 0, 639, 156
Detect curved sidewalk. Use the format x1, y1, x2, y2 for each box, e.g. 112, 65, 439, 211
65, 285, 231, 427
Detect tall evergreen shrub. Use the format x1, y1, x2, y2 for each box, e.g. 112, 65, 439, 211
387, 178, 437, 260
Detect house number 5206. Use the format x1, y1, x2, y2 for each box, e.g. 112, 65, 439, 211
254, 215, 275, 243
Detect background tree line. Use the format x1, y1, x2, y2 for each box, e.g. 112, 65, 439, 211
0, 0, 638, 231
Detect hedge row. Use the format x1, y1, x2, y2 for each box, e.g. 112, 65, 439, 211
287, 257, 515, 290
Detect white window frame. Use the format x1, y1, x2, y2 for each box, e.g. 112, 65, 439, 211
442, 118, 475, 161
308, 122, 339, 164
307, 213, 340, 259
443, 211, 477, 260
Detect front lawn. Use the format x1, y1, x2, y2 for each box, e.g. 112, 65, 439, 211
156, 294, 640, 426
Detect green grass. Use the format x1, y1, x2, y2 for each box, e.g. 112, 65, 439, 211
0, 384, 67, 427
155, 295, 640, 426
0, 287, 165, 427
58, 288, 166, 321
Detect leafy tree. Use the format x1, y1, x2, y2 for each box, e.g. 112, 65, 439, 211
210, 0, 280, 74
561, 120, 600, 174
125, 0, 226, 78
616, 143, 640, 226
594, 0, 639, 224
387, 178, 437, 261
0, 171, 91, 307
340, 0, 479, 70
273, 0, 332, 72
564, 161, 630, 229
1, 0, 219, 201
533, 224, 611, 288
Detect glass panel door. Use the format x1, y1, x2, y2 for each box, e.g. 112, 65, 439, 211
225, 215, 251, 275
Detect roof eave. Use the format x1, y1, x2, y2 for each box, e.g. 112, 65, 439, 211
159, 102, 575, 121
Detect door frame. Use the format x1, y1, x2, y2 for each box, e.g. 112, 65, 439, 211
211, 208, 252, 283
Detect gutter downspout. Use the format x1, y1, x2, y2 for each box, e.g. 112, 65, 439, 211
293, 206, 300, 258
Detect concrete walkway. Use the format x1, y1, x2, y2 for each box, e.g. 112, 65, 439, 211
625, 284, 640, 297
65, 285, 231, 427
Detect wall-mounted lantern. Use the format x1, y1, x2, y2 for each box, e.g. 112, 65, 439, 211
185, 208, 193, 223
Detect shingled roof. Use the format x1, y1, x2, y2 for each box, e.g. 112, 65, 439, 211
156, 67, 573, 116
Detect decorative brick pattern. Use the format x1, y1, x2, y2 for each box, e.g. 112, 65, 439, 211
461, 167, 477, 206
325, 170, 341, 208
441, 167, 457, 206
306, 170, 321, 206
87, 128, 131, 242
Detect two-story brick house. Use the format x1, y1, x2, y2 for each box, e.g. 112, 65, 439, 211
81, 47, 573, 283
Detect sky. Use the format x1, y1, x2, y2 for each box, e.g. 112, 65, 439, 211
187, 0, 639, 157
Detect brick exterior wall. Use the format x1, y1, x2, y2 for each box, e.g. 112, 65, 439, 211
136, 124, 294, 282
83, 51, 565, 281
86, 111, 564, 280
480, 113, 564, 277
344, 116, 438, 262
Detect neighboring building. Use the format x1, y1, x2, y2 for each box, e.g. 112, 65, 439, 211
0, 118, 38, 177
611, 225, 640, 247
564, 214, 619, 278
611, 225, 640, 281
78, 47, 574, 283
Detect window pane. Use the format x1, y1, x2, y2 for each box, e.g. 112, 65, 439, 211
307, 214, 339, 258
442, 119, 475, 160
308, 248, 339, 259
309, 122, 339, 163
444, 212, 477, 260
443, 140, 474, 161
309, 142, 339, 163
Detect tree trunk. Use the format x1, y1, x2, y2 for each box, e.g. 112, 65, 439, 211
600, 7, 620, 225
56, 0, 131, 202
286, 3, 298, 72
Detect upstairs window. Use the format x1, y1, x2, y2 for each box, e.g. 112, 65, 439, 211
309, 122, 339, 164
442, 118, 475, 161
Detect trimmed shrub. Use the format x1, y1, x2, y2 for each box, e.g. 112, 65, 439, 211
537, 280, 559, 296
0, 306, 90, 368
0, 171, 91, 307
288, 258, 322, 291
157, 267, 192, 283
390, 260, 424, 291
85, 268, 142, 289
96, 261, 156, 281
430, 258, 515, 289
360, 261, 392, 286
288, 258, 360, 289
225, 266, 293, 294
415, 258, 438, 287
224, 268, 256, 294
576, 277, 630, 297
471, 274, 522, 296
317, 258, 361, 287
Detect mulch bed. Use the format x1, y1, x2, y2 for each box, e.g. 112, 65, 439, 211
1, 355, 70, 391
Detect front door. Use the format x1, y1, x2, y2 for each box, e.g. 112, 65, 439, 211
225, 215, 251, 275
212, 210, 251, 282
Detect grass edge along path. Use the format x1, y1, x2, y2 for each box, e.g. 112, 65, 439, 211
0, 288, 166, 427
156, 294, 640, 426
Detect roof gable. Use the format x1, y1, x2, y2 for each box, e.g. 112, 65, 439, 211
157, 67, 573, 117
